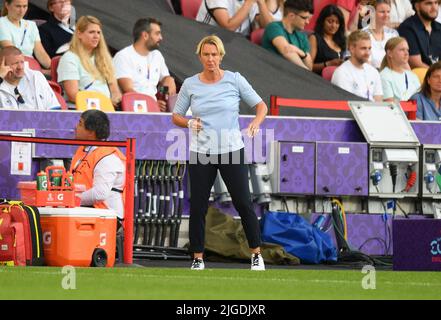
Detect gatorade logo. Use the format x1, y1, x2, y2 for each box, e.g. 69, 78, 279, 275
42, 181, 47, 189
57, 194, 64, 201
47, 193, 54, 201
43, 232, 52, 245
100, 233, 106, 246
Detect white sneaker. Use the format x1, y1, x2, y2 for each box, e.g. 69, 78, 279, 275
191, 258, 205, 270
251, 253, 265, 271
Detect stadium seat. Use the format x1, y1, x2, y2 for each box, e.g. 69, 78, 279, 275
32, 19, 47, 26
47, 80, 62, 95
412, 67, 428, 85
75, 91, 115, 112
53, 91, 68, 110
181, 0, 202, 19
322, 66, 338, 81
250, 28, 264, 46
121, 92, 160, 112
50, 55, 61, 82
24, 56, 42, 72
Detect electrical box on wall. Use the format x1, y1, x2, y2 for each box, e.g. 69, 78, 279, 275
315, 141, 368, 196
349, 102, 420, 203
420, 145, 441, 217
268, 141, 315, 195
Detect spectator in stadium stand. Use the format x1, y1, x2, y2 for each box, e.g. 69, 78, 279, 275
70, 109, 126, 225
389, 0, 415, 29
172, 35, 267, 271
113, 18, 176, 112
362, 0, 399, 69
331, 30, 384, 101
398, 0, 441, 68
305, 0, 358, 32
0, 46, 59, 109
262, 0, 314, 70
195, 0, 273, 37
411, 61, 441, 120
0, 0, 51, 69
308, 4, 346, 75
380, 37, 421, 102
39, 0, 76, 58
57, 16, 121, 107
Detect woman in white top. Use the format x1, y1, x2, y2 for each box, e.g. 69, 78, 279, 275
363, 0, 398, 69
380, 36, 420, 102
388, 0, 414, 29
196, 0, 273, 37
265, 0, 284, 21
0, 0, 51, 69
57, 16, 121, 106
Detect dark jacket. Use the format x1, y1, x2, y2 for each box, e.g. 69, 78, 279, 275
38, 15, 74, 58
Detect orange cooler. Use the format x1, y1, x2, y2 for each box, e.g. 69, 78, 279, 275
38, 207, 117, 267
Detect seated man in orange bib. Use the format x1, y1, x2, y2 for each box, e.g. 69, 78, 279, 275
70, 109, 126, 226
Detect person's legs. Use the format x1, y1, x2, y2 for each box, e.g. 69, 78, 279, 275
188, 152, 218, 258
218, 149, 261, 252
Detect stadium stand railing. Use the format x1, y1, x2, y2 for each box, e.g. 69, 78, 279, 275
270, 95, 417, 120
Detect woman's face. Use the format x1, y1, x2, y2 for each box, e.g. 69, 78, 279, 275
78, 23, 101, 51
199, 43, 222, 72
323, 14, 340, 36
389, 41, 409, 66
375, 3, 391, 26
428, 69, 441, 94
6, 0, 28, 20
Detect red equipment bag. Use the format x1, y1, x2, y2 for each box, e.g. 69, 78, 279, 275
0, 201, 44, 266
0, 213, 26, 266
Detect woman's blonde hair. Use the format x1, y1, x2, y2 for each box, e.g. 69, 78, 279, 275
196, 35, 226, 58
69, 15, 115, 83
380, 36, 407, 71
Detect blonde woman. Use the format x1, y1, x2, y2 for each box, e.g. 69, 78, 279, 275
380, 37, 420, 102
57, 15, 121, 106
172, 35, 267, 271
0, 0, 51, 69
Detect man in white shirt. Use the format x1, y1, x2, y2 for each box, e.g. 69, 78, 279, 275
332, 30, 383, 102
113, 18, 176, 112
0, 46, 60, 110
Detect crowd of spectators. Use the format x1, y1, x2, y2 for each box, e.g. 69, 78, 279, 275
0, 0, 441, 120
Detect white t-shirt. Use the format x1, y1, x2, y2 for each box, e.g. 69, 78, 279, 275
113, 45, 170, 98
331, 60, 383, 101
380, 67, 420, 101
196, 0, 259, 36
79, 146, 125, 220
364, 27, 399, 69
390, 0, 414, 25
0, 17, 40, 57
437, 7, 441, 24
0, 68, 59, 110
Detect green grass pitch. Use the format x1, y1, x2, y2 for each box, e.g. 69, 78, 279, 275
1, 267, 440, 300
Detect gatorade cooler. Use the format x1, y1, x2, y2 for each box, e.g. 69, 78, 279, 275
38, 207, 117, 267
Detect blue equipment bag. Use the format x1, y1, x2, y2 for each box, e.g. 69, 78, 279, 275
261, 211, 337, 264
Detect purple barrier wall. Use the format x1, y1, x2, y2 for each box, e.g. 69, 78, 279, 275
310, 213, 432, 256
1, 111, 441, 258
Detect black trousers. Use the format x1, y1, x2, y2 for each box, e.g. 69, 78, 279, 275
188, 148, 261, 253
